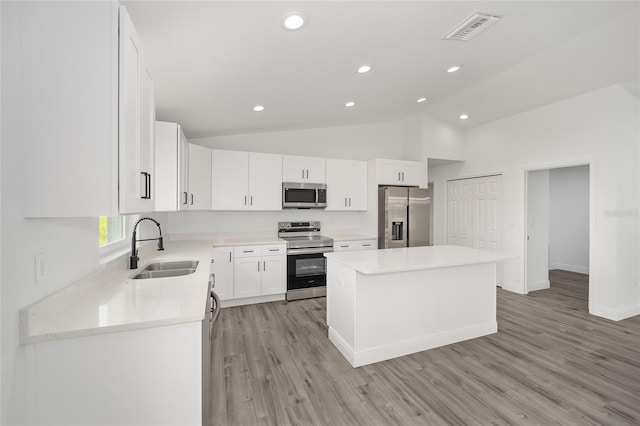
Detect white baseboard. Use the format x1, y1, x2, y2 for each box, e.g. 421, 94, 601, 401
220, 293, 285, 308
591, 304, 640, 321
329, 321, 497, 368
501, 281, 527, 294
528, 279, 550, 292
549, 263, 589, 275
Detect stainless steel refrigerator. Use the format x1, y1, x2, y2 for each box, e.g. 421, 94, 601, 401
378, 186, 431, 249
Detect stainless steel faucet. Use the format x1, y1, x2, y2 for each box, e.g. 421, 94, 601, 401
130, 217, 164, 269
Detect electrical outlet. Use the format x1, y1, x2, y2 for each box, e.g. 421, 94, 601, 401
34, 252, 47, 284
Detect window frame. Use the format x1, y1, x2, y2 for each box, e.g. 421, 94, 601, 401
99, 214, 139, 261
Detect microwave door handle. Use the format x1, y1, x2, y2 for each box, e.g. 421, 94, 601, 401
315, 187, 318, 205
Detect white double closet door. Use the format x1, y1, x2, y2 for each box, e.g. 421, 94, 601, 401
447, 175, 503, 252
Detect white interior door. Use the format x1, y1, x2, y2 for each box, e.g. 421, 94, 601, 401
447, 180, 472, 247
473, 176, 502, 251
447, 175, 504, 285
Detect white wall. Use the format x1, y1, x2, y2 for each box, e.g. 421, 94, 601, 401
429, 85, 640, 320
526, 170, 550, 291
549, 166, 590, 274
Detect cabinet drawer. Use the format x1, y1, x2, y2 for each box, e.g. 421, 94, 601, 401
234, 246, 262, 258
261, 244, 286, 256
358, 240, 377, 250
333, 241, 355, 252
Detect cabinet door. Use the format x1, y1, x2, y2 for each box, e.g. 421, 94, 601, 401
325, 159, 349, 210
282, 156, 307, 182
211, 150, 249, 210
119, 7, 154, 214
400, 162, 423, 186
248, 153, 282, 210
233, 256, 262, 298
178, 127, 189, 210
154, 121, 179, 212
348, 160, 368, 210
211, 247, 234, 301
188, 144, 212, 210
304, 157, 326, 183
261, 256, 286, 296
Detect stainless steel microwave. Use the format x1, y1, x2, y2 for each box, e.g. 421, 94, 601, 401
282, 182, 327, 209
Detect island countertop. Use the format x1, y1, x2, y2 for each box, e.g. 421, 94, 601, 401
324, 245, 515, 274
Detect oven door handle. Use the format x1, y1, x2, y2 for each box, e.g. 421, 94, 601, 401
287, 247, 334, 255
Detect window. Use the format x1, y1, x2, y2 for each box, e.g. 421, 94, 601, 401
99, 216, 125, 247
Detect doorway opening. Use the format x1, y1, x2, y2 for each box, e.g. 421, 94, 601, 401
525, 164, 590, 310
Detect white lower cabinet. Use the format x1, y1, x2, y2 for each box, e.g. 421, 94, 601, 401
234, 255, 263, 298
211, 246, 234, 300
26, 313, 211, 426
215, 244, 286, 301
333, 239, 377, 252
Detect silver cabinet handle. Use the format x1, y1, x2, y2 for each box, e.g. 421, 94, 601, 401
190, 193, 194, 205
263, 261, 266, 271
268, 248, 280, 252
242, 250, 254, 253
301, 169, 304, 179
183, 191, 188, 205
345, 198, 347, 207
340, 245, 349, 248
250, 195, 253, 206
362, 244, 371, 247
402, 172, 405, 181
257, 261, 260, 272
306, 169, 309, 179
349, 197, 352, 207
244, 195, 247, 206
229, 252, 232, 262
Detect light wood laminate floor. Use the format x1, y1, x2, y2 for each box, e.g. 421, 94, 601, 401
210, 271, 640, 425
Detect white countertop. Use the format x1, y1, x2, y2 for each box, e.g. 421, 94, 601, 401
324, 245, 516, 274
324, 232, 376, 241
170, 232, 285, 247
20, 241, 214, 344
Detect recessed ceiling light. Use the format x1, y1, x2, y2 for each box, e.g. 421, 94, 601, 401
253, 105, 265, 112
357, 65, 372, 74
417, 97, 427, 103
459, 114, 469, 120
345, 101, 355, 107
447, 65, 462, 73
281, 12, 307, 31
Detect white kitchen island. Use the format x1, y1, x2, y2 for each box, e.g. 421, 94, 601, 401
324, 245, 514, 367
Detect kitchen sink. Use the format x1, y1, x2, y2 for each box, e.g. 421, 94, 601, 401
130, 260, 199, 280
141, 260, 199, 271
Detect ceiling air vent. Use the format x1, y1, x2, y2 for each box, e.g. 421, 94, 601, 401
441, 12, 502, 41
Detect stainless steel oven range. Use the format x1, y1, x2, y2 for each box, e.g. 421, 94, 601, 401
278, 221, 333, 301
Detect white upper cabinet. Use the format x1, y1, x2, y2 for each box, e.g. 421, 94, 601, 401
283, 156, 326, 183
21, 2, 119, 217
154, 121, 188, 212
249, 153, 283, 210
21, 3, 155, 217
211, 150, 282, 210
326, 159, 368, 211
211, 150, 249, 210
118, 6, 155, 214
375, 159, 426, 187
187, 144, 212, 210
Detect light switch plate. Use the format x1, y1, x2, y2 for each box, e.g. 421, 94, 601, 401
35, 252, 47, 284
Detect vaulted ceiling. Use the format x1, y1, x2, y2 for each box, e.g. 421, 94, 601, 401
122, 1, 640, 138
